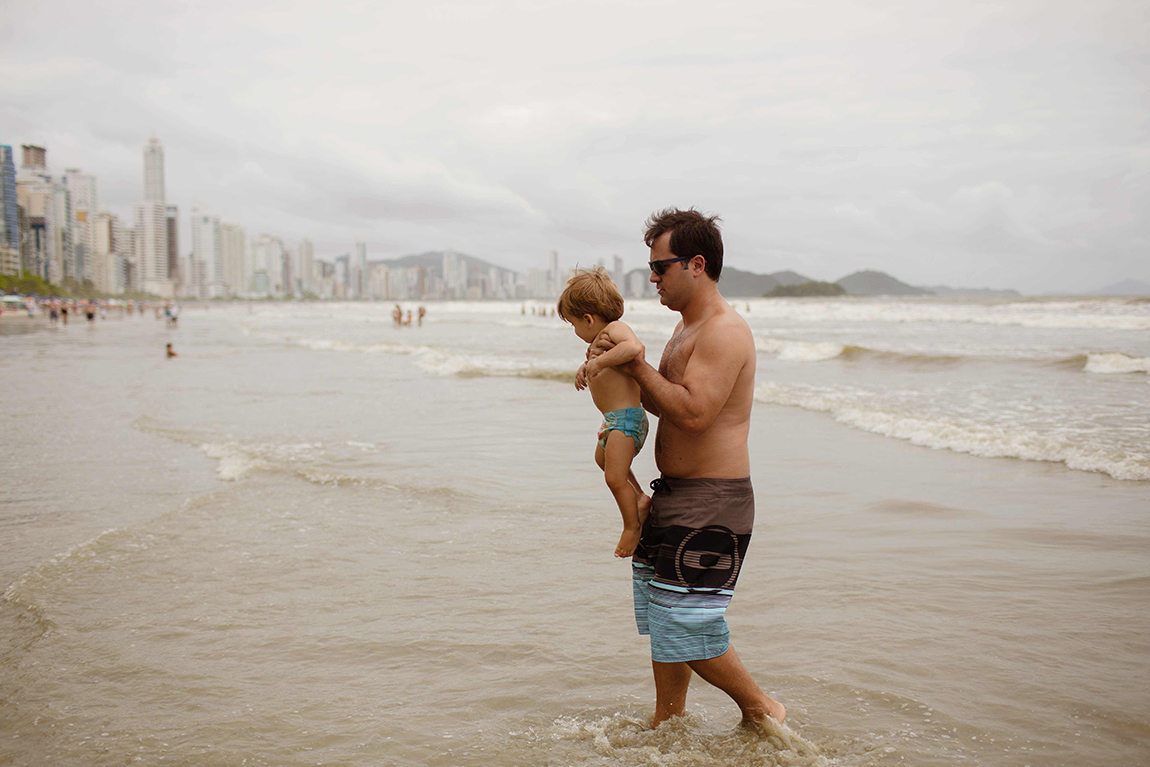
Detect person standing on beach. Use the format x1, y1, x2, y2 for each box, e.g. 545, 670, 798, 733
592, 207, 785, 729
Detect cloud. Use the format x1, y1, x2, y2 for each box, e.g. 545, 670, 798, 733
1, 0, 1146, 289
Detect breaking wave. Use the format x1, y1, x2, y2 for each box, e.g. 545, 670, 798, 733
754, 382, 1150, 481
285, 335, 573, 382
755, 337, 846, 362
1084, 352, 1150, 374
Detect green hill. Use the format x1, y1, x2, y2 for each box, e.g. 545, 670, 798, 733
764, 281, 846, 297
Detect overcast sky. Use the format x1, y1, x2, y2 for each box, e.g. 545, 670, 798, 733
2, 0, 1146, 292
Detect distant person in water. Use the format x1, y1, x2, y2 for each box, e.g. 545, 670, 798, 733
560, 267, 651, 558
590, 207, 785, 729
418, 305, 426, 326
166, 343, 177, 358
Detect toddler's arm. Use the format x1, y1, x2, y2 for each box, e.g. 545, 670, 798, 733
587, 321, 643, 380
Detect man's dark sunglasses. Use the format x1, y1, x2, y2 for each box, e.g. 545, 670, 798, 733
648, 255, 695, 275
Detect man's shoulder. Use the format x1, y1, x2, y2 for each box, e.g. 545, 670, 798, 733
701, 305, 752, 339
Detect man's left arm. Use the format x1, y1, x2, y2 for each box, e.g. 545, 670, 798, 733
587, 322, 642, 379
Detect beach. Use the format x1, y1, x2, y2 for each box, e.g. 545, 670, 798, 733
1, 299, 1148, 766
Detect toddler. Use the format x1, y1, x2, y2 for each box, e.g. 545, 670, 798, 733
558, 268, 650, 557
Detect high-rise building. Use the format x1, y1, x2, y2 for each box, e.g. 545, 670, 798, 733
0, 146, 17, 253
16, 145, 58, 281
549, 250, 562, 296
190, 207, 223, 298
442, 249, 463, 298
134, 137, 172, 297
90, 211, 129, 294
144, 137, 165, 203
0, 146, 17, 275
334, 254, 349, 299
221, 223, 247, 297
133, 201, 169, 295
119, 223, 136, 293
353, 239, 367, 299
63, 169, 97, 283
298, 237, 314, 296
166, 205, 180, 289
612, 255, 624, 288
249, 234, 284, 296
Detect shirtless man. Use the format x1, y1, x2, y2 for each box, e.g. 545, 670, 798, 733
593, 207, 785, 729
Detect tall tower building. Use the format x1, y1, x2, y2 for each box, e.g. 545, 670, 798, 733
15, 145, 61, 281
0, 146, 17, 275
144, 137, 165, 203
136, 137, 171, 297
166, 205, 180, 288
221, 223, 248, 297
549, 250, 561, 296
63, 169, 97, 282
0, 146, 17, 252
354, 239, 367, 299
190, 207, 223, 298
299, 237, 314, 295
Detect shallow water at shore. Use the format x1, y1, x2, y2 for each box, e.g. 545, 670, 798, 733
1, 300, 1147, 766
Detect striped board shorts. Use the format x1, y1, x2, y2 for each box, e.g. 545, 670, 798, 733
631, 476, 754, 663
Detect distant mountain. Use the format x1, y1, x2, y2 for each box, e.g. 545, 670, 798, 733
920, 284, 1021, 297
716, 266, 780, 297
835, 270, 933, 296
765, 281, 846, 298
1094, 278, 1150, 296
768, 270, 814, 287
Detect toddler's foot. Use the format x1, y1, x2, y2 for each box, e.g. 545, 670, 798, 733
637, 494, 651, 526
615, 528, 641, 558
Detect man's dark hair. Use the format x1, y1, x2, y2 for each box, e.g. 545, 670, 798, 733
643, 207, 723, 281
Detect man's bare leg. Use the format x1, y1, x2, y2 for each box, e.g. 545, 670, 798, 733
651, 660, 692, 727
687, 645, 786, 725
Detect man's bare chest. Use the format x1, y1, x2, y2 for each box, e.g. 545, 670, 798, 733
659, 328, 698, 383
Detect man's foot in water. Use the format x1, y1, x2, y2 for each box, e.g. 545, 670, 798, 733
741, 694, 786, 726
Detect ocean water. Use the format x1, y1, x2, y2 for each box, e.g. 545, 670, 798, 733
1, 297, 1147, 767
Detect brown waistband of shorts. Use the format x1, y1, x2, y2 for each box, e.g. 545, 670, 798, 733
651, 475, 753, 494
649, 475, 754, 533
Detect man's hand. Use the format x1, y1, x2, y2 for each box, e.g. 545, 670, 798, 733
588, 330, 613, 360
590, 329, 645, 374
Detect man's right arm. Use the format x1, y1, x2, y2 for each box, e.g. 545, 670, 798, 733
626, 325, 745, 436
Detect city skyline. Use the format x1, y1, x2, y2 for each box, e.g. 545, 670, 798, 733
3, 137, 612, 300
2, 0, 1145, 294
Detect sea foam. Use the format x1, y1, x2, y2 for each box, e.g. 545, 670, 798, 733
754, 382, 1150, 481
1084, 352, 1150, 374
755, 337, 845, 362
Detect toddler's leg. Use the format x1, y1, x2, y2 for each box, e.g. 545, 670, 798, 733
603, 431, 641, 558
627, 468, 651, 525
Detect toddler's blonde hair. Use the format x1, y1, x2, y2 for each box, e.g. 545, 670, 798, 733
557, 266, 625, 323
